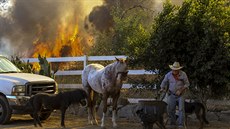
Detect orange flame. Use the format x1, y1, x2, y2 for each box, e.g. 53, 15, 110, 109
31, 18, 93, 71
32, 18, 85, 58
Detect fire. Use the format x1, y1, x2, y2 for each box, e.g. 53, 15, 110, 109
31, 0, 104, 58
32, 18, 85, 58
29, 1, 104, 72
31, 17, 91, 71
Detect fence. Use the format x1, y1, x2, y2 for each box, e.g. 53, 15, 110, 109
21, 55, 156, 89
21, 56, 230, 106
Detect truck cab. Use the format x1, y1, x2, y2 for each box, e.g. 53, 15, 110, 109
0, 55, 57, 124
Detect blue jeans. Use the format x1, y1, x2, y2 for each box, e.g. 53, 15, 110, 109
167, 94, 185, 126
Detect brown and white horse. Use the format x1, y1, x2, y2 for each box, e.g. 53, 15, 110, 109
82, 57, 128, 128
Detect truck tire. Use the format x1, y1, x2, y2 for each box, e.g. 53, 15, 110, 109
0, 96, 12, 124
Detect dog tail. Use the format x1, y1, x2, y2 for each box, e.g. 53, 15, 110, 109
201, 104, 209, 124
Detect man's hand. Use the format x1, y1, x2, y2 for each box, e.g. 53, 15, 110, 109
175, 90, 181, 96
176, 87, 187, 96
159, 88, 166, 93
158, 88, 167, 101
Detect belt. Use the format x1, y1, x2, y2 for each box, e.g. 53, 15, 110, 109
169, 90, 178, 96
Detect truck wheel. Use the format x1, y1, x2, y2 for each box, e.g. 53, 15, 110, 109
0, 96, 12, 124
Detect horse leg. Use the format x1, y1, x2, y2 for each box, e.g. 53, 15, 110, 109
85, 87, 94, 125
92, 91, 99, 125
82, 77, 93, 125
61, 108, 67, 128
111, 94, 120, 128
101, 93, 108, 128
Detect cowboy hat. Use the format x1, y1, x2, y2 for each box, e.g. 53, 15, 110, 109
169, 62, 183, 70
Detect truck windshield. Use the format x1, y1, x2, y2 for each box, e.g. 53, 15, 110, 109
0, 57, 21, 73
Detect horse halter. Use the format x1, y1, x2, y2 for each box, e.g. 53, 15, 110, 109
116, 71, 128, 80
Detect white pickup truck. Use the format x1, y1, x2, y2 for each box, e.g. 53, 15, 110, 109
0, 55, 58, 124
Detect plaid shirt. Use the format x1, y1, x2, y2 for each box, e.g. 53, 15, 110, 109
160, 70, 190, 94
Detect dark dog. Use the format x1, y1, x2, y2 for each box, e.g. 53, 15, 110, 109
136, 101, 167, 129
183, 101, 209, 129
174, 101, 209, 129
28, 89, 87, 127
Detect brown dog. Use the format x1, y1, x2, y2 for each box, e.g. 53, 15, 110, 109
174, 101, 209, 129
183, 101, 209, 129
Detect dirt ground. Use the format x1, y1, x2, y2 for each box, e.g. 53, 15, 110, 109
0, 111, 229, 129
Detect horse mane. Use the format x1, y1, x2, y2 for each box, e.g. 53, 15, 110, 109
104, 62, 117, 80
104, 58, 126, 76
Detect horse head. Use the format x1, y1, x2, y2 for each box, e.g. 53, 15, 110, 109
115, 57, 128, 74
117, 71, 129, 81
115, 71, 128, 89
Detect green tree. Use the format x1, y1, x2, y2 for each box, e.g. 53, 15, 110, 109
139, 0, 230, 98
90, 31, 116, 55
90, 1, 153, 60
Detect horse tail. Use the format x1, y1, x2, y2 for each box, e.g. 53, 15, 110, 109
82, 66, 91, 95
82, 67, 89, 85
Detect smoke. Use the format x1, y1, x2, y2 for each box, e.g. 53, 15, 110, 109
0, 37, 11, 56
87, 0, 143, 32
87, 0, 183, 32
0, 0, 102, 57
86, 0, 161, 32
88, 5, 113, 32
0, 0, 182, 57
0, 0, 14, 19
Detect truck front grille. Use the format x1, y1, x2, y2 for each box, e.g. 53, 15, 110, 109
26, 82, 56, 96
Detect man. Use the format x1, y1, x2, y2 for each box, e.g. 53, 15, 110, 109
160, 62, 190, 128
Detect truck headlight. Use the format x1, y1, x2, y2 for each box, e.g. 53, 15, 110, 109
12, 85, 26, 96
